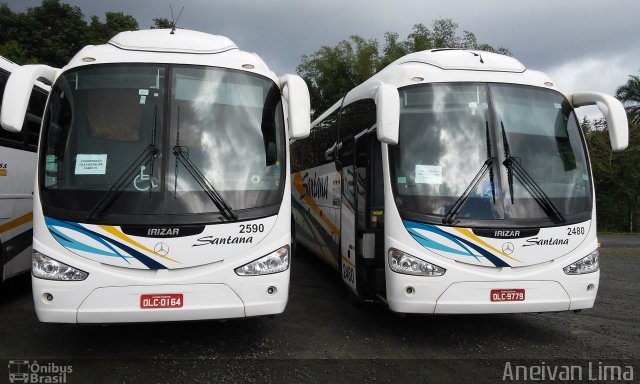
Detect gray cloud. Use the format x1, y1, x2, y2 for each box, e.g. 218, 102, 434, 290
6, 0, 639, 94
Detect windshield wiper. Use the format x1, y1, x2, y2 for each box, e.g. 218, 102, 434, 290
86, 106, 159, 221
486, 121, 496, 204
172, 108, 237, 221
442, 123, 495, 225
501, 122, 565, 224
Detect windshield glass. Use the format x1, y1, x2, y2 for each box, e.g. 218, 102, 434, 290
389, 83, 592, 226
40, 64, 286, 224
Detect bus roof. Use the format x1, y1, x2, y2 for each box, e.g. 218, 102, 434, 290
389, 48, 526, 73
350, 49, 555, 114
109, 29, 237, 54
62, 29, 276, 81
310, 49, 558, 128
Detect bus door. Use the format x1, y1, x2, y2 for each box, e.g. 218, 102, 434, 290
338, 136, 357, 293
354, 133, 386, 299
339, 132, 385, 298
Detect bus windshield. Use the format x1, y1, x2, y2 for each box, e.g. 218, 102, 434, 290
389, 83, 592, 226
40, 64, 286, 224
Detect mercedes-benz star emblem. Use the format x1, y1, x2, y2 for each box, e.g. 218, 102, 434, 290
502, 242, 515, 255
154, 242, 170, 256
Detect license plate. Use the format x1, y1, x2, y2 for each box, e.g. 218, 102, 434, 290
140, 293, 183, 309
490, 289, 525, 302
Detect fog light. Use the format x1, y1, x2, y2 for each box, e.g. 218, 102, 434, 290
563, 251, 599, 275
44, 293, 54, 302
267, 286, 277, 295
587, 284, 595, 292
405, 286, 415, 295
33, 251, 88, 281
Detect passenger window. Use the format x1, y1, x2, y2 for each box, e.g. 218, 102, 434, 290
25, 86, 48, 149
312, 110, 339, 166
0, 70, 27, 145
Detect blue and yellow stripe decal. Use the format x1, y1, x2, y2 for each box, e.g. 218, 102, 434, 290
45, 217, 179, 269
403, 220, 519, 268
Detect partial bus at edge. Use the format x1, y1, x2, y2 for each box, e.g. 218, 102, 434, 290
0, 29, 310, 323
291, 49, 628, 314
0, 56, 49, 288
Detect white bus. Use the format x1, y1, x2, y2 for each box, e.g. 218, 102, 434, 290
0, 56, 49, 287
291, 49, 628, 314
0, 29, 310, 323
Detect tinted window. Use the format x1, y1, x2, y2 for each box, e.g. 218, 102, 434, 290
40, 64, 286, 224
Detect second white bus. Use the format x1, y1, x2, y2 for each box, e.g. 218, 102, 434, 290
291, 49, 628, 314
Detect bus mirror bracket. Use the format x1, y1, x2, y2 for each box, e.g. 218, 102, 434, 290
376, 83, 400, 145
280, 74, 311, 139
571, 92, 629, 151
1, 64, 58, 133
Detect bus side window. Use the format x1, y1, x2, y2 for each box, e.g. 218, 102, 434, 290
25, 87, 48, 150
313, 110, 339, 166
300, 129, 315, 170
0, 70, 27, 146
338, 99, 377, 226
290, 140, 301, 173
0, 70, 7, 105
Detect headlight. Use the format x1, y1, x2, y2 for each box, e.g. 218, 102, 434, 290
33, 251, 88, 281
235, 246, 289, 276
563, 250, 599, 275
388, 248, 445, 276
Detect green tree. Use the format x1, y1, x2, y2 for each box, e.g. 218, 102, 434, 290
297, 18, 511, 116
587, 71, 640, 232
616, 72, 640, 125
404, 23, 432, 52
85, 12, 139, 46
585, 118, 640, 232
0, 4, 21, 44
378, 32, 406, 70
297, 35, 379, 116
151, 17, 174, 29
0, 1, 145, 66
0, 40, 38, 64
20, 0, 88, 67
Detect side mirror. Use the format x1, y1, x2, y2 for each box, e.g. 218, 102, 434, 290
279, 74, 310, 139
376, 83, 400, 145
571, 92, 629, 151
1, 65, 57, 132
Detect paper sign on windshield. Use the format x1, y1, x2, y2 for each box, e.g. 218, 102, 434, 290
415, 165, 442, 184
75, 154, 107, 175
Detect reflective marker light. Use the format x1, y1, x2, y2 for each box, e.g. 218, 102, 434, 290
235, 246, 289, 276
33, 251, 88, 281
563, 250, 599, 275
388, 248, 445, 276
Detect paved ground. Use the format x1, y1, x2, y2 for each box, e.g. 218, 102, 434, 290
599, 234, 640, 248
0, 246, 638, 383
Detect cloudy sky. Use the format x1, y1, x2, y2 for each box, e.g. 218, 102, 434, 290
6, 0, 640, 102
